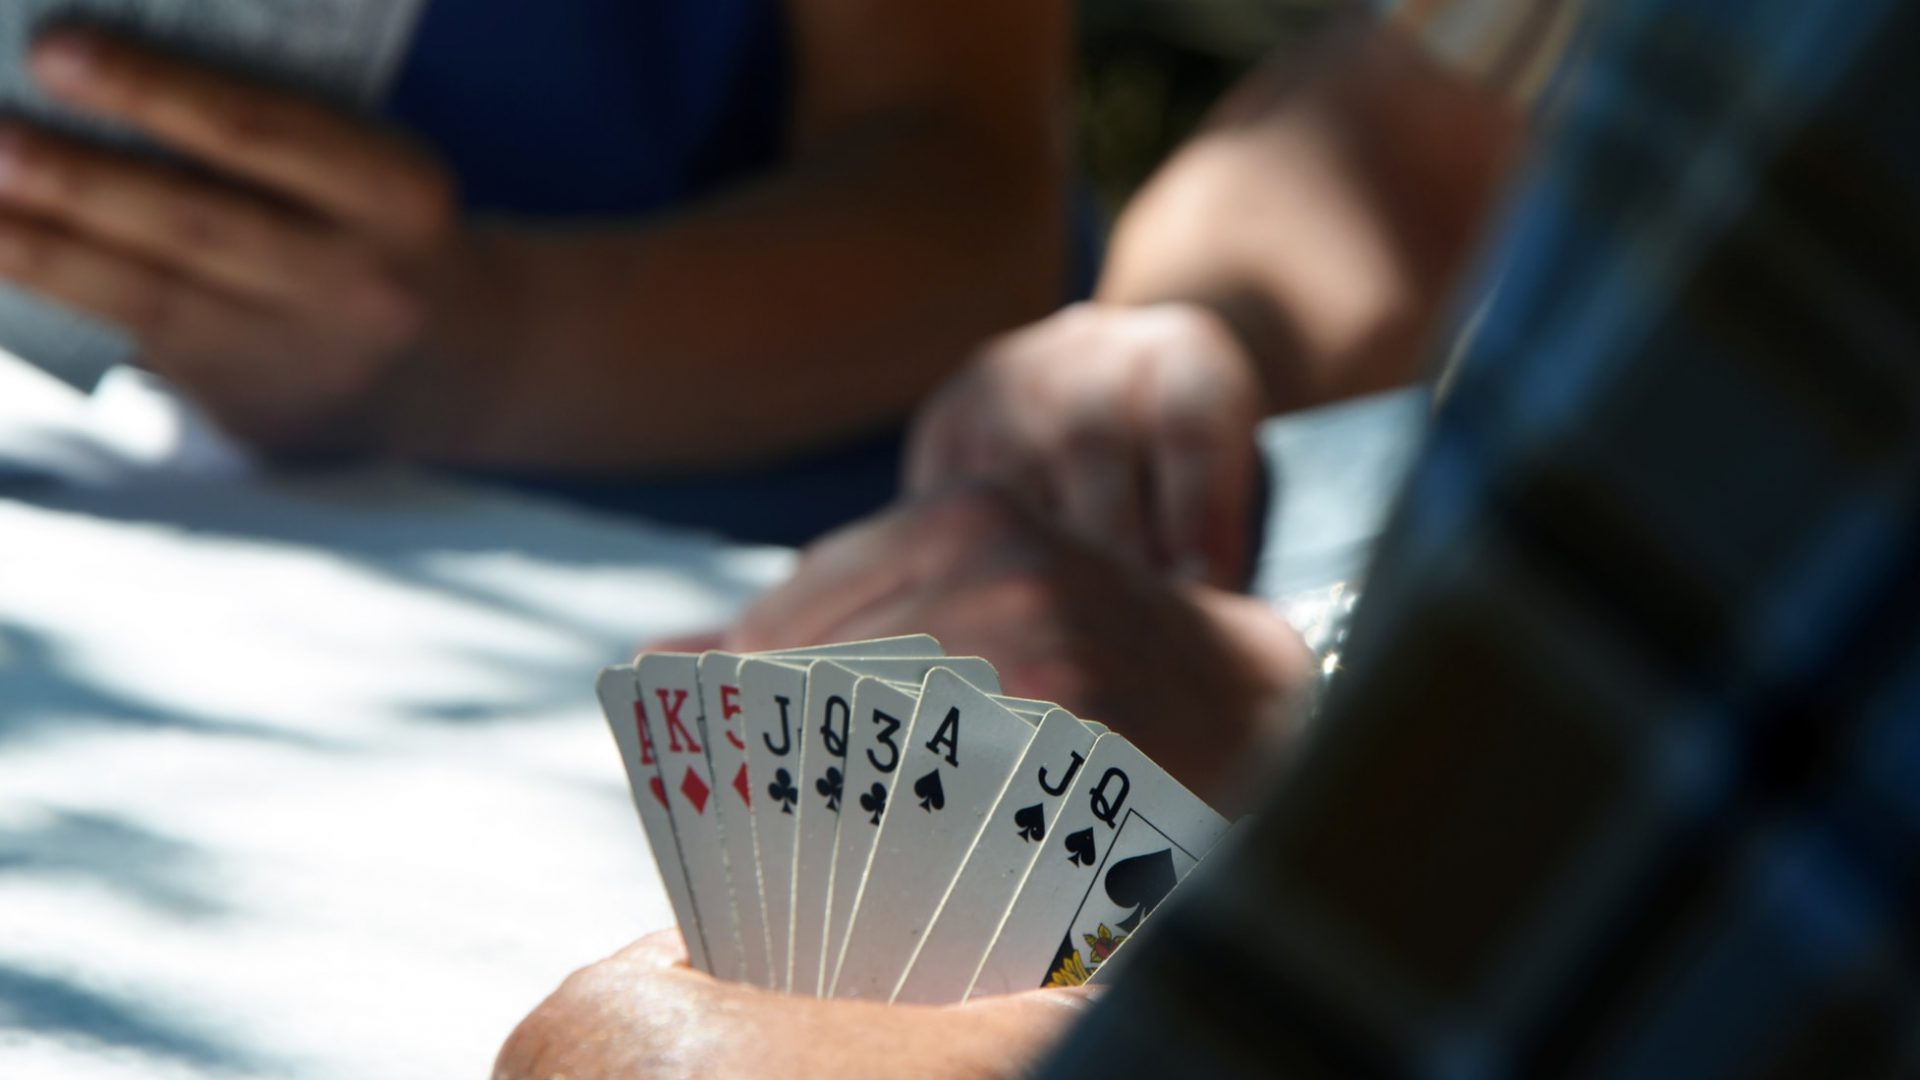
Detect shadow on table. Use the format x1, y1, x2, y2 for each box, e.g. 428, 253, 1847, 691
0, 966, 265, 1074
5, 468, 780, 727
0, 621, 342, 750
0, 808, 228, 921
0, 759, 253, 1069
12, 468, 773, 648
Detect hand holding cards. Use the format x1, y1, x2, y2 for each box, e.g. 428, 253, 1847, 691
596, 636, 1230, 1003
0, 0, 427, 389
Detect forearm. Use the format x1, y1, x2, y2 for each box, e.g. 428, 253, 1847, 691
1097, 19, 1523, 414
405, 116, 1066, 469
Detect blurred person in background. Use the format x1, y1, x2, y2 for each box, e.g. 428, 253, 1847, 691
904, 0, 1579, 592
696, 1, 1581, 793
500, 0, 1920, 1075
0, 0, 1075, 543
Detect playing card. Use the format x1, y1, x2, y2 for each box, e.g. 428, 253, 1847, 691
966, 734, 1227, 998
635, 653, 741, 979
788, 656, 1000, 996
819, 675, 920, 995
762, 635, 944, 658
741, 651, 995, 992
691, 639, 941, 990
829, 669, 1040, 1000
594, 666, 712, 973
870, 679, 1050, 721
694, 651, 769, 986
891, 708, 1100, 1004
740, 656, 815, 992
990, 695, 1062, 717
1081, 816, 1258, 990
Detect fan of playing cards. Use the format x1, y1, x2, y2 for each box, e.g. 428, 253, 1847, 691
595, 635, 1230, 1002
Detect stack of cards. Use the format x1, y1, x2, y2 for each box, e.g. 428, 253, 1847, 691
595, 635, 1229, 1003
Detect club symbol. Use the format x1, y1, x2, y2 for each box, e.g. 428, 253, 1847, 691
1064, 827, 1096, 867
1013, 803, 1046, 842
913, 769, 946, 812
767, 768, 799, 815
816, 766, 844, 812
859, 782, 888, 825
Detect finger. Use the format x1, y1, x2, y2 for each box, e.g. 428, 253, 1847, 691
820, 570, 1044, 668
825, 571, 1099, 713
1150, 418, 1259, 589
730, 487, 1024, 651
728, 505, 929, 651
614, 929, 695, 970
0, 212, 275, 361
31, 32, 451, 245
1049, 421, 1151, 565
903, 391, 970, 495
953, 407, 1060, 515
965, 984, 1104, 1016
967, 439, 1058, 518
0, 126, 416, 336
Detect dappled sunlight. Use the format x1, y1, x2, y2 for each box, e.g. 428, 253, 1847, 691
0, 467, 781, 1077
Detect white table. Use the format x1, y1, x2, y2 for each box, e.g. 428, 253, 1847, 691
0, 357, 1423, 1079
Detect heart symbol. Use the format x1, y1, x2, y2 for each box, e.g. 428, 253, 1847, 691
1013, 803, 1045, 842
1064, 827, 1096, 867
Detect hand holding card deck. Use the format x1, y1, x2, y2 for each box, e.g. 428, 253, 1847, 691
594, 635, 1228, 1004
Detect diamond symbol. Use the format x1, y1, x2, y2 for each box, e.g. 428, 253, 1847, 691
681, 767, 710, 814
732, 762, 751, 807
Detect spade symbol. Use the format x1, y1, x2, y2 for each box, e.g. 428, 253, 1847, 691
1104, 848, 1177, 933
858, 782, 888, 825
816, 766, 844, 812
1064, 827, 1096, 867
913, 769, 946, 812
767, 768, 799, 815
1013, 803, 1046, 843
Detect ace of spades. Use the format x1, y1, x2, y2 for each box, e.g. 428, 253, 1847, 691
913, 769, 947, 811
787, 657, 999, 997
830, 670, 1038, 1000
892, 708, 1100, 1005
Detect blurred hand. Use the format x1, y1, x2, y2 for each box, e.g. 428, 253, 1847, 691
906, 302, 1269, 589
727, 486, 1312, 802
494, 930, 1091, 1080
0, 31, 469, 451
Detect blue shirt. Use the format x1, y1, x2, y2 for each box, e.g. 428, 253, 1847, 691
378, 0, 917, 546
386, 0, 789, 218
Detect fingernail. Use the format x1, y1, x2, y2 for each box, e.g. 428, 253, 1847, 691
33, 34, 99, 93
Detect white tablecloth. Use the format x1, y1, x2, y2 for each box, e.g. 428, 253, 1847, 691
0, 357, 1423, 1079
